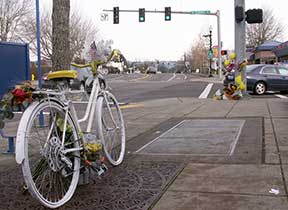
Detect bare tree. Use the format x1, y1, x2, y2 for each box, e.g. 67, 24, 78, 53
22, 10, 98, 61
69, 11, 98, 61
186, 34, 208, 72
52, 0, 70, 71
246, 8, 284, 47
0, 0, 33, 42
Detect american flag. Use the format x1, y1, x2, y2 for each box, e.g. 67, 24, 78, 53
89, 41, 97, 61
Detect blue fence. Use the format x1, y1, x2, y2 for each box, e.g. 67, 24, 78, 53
0, 42, 30, 98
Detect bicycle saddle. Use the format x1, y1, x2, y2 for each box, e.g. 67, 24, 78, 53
47, 70, 78, 80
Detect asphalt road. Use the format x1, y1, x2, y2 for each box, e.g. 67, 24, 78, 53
106, 73, 210, 103
104, 73, 288, 102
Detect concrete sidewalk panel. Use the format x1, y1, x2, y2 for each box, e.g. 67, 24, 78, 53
185, 100, 235, 118
267, 100, 288, 118
265, 146, 280, 164
228, 99, 270, 118
283, 165, 288, 186
272, 119, 288, 147
152, 191, 288, 210
169, 164, 285, 196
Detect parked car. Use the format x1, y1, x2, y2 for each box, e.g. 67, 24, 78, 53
146, 66, 157, 74
42, 66, 92, 91
246, 64, 288, 94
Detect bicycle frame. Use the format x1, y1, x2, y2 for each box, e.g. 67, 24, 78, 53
71, 75, 101, 132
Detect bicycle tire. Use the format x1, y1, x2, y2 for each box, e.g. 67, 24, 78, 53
96, 92, 125, 166
18, 100, 80, 208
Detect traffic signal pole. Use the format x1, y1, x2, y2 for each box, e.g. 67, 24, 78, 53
104, 8, 223, 79
234, 0, 247, 93
217, 10, 222, 80
203, 28, 213, 77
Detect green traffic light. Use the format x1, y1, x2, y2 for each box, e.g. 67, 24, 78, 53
165, 15, 171, 21
139, 16, 145, 22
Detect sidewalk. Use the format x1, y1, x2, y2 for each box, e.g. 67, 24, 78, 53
131, 97, 288, 210
0, 96, 287, 209
120, 96, 288, 209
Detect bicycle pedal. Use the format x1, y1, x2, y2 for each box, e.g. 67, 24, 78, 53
22, 185, 28, 195
91, 163, 108, 177
99, 164, 108, 176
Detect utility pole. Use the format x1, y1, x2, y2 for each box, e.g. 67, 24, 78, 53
235, 0, 246, 93
203, 27, 213, 77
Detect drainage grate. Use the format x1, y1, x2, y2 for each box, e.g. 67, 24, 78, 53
0, 161, 184, 210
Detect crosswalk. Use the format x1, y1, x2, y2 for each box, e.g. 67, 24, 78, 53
275, 94, 288, 99
198, 83, 288, 99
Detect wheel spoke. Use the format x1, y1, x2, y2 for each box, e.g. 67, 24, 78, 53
98, 93, 125, 166
21, 101, 80, 208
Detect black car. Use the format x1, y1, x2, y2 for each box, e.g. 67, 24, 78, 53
246, 64, 288, 94
42, 66, 92, 91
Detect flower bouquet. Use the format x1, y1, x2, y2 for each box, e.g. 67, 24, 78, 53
0, 81, 36, 129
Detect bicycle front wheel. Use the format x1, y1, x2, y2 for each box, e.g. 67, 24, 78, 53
96, 92, 125, 166
18, 100, 81, 208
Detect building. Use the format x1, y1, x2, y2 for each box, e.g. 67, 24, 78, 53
273, 41, 288, 63
252, 40, 281, 64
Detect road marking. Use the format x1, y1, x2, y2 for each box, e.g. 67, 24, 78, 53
198, 83, 213, 99
72, 101, 128, 106
183, 74, 187, 80
167, 73, 176, 82
135, 120, 185, 153
129, 74, 150, 82
120, 103, 144, 109
275, 94, 288, 99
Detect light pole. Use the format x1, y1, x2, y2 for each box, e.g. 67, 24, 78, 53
203, 26, 213, 77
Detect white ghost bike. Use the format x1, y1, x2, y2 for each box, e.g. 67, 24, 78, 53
15, 60, 126, 208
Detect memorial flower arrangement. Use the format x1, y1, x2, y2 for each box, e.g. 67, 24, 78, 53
214, 53, 247, 100
0, 81, 36, 129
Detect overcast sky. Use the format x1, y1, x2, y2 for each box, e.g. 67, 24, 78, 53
43, 0, 288, 61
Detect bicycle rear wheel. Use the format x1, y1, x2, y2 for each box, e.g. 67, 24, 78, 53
96, 92, 125, 166
18, 100, 81, 208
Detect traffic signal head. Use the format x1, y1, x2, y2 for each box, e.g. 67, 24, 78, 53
221, 50, 228, 56
246, 9, 263, 24
139, 8, 145, 22
113, 7, 119, 24
165, 7, 171, 21
235, 6, 244, 23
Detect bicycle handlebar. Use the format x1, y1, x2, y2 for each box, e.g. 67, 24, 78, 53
71, 60, 105, 75
71, 49, 123, 75
71, 63, 92, 68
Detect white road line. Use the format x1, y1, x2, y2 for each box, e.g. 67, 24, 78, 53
198, 83, 213, 99
167, 73, 176, 82
275, 94, 288, 99
72, 101, 127, 105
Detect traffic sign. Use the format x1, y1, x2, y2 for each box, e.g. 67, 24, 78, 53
190, 10, 211, 15
100, 13, 109, 21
